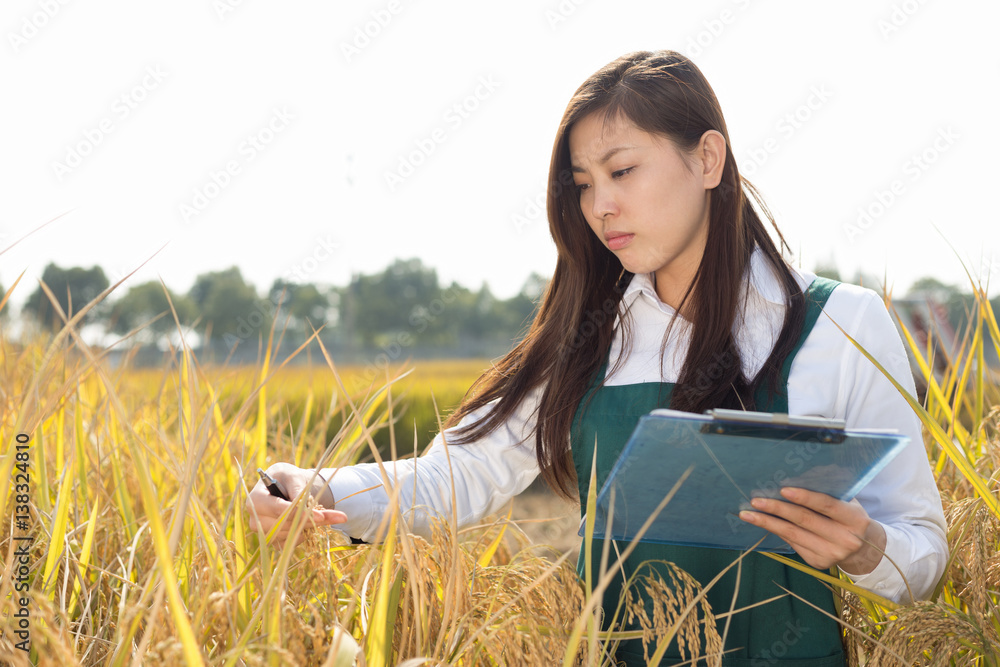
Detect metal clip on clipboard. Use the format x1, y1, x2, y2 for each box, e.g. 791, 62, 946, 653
699, 408, 847, 444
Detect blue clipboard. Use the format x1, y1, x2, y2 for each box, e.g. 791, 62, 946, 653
579, 408, 908, 553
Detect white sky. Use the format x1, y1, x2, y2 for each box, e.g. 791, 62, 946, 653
2, 0, 998, 311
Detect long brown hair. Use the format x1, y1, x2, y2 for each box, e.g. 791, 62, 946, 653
442, 50, 805, 500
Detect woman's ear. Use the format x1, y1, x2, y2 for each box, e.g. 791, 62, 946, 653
698, 129, 727, 190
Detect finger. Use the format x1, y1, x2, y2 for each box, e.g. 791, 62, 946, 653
316, 509, 348, 525
245, 480, 265, 513
779, 538, 838, 570
740, 506, 861, 565
749, 496, 840, 538
272, 507, 335, 541
260, 516, 296, 544
250, 513, 285, 539
778, 488, 867, 527
247, 494, 290, 534
280, 508, 330, 546
739, 509, 835, 566
247, 486, 300, 536
753, 494, 867, 547
739, 507, 806, 543
246, 487, 274, 532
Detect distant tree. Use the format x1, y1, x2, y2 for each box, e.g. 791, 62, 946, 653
345, 258, 443, 346
907, 276, 974, 334
446, 283, 497, 340
462, 275, 546, 343
340, 261, 550, 350
108, 281, 197, 338
519, 272, 549, 302
907, 277, 958, 299
267, 279, 331, 340
24, 263, 109, 329
187, 267, 270, 347
505, 273, 548, 335
415, 280, 475, 345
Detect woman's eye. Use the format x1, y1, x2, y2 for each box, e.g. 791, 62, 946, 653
574, 167, 631, 195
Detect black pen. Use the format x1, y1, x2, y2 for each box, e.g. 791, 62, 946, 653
257, 468, 289, 501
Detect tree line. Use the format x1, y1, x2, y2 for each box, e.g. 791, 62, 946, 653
0, 259, 547, 360
0, 260, 996, 365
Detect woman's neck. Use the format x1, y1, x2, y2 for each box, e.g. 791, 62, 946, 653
652, 271, 697, 320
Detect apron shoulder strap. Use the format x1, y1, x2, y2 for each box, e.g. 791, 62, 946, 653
777, 274, 841, 387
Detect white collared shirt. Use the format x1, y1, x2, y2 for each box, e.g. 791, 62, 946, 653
324, 249, 948, 604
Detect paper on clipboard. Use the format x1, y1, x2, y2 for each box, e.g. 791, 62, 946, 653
578, 409, 908, 553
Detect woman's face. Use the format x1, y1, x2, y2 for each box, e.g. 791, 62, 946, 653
568, 111, 723, 309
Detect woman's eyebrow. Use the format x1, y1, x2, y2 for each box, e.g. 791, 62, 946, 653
571, 145, 637, 172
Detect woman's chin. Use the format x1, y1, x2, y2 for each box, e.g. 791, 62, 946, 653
616, 257, 657, 276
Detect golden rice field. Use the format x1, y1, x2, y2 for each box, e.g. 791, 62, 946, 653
0, 281, 998, 666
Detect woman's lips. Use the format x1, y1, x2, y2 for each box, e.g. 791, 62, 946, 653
606, 233, 634, 251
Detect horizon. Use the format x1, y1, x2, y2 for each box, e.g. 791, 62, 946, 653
3, 241, 994, 314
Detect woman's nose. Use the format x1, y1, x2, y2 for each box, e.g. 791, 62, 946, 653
590, 185, 619, 220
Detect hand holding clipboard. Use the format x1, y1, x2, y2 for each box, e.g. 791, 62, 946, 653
580, 409, 907, 553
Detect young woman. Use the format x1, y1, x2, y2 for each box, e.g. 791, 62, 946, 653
248, 50, 948, 665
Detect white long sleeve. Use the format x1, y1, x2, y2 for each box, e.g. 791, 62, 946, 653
791, 283, 948, 603
322, 385, 543, 543
323, 250, 948, 603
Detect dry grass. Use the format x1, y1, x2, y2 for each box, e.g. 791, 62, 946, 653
0, 269, 998, 665
0, 278, 715, 666
837, 279, 1000, 666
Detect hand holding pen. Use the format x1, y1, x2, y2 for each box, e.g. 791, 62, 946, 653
257, 468, 292, 502
247, 463, 348, 544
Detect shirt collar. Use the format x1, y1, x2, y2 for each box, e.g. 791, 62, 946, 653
620, 246, 807, 312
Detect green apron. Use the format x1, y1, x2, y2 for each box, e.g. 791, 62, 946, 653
571, 277, 846, 666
